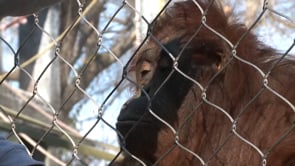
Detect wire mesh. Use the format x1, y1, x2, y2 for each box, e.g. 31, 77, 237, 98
0, 0, 294, 165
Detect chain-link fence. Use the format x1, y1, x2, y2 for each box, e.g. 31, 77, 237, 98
0, 0, 295, 165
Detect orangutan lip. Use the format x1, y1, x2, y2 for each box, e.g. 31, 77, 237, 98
116, 120, 151, 126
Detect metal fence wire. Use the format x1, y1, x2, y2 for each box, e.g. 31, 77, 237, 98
0, 0, 295, 165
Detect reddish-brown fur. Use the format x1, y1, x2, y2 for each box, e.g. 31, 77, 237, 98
116, 1, 295, 165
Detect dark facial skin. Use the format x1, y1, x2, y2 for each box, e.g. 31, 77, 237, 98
117, 39, 197, 163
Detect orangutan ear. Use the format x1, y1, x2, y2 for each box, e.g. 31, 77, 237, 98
159, 38, 229, 71
188, 39, 229, 69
